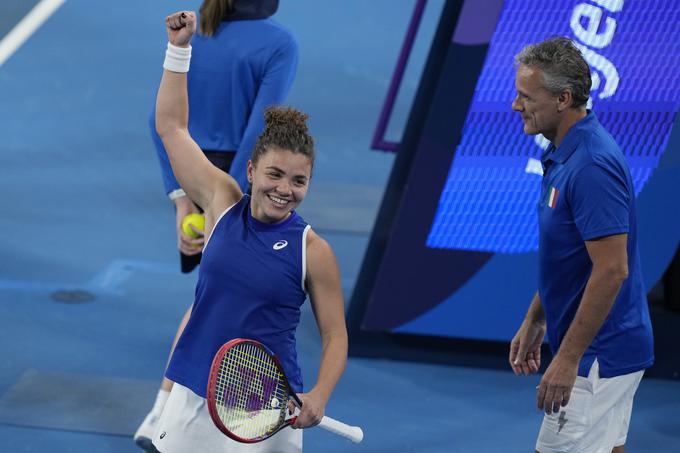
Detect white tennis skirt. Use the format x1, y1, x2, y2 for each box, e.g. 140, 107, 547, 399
152, 382, 303, 453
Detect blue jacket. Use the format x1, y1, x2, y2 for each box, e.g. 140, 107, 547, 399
151, 18, 298, 193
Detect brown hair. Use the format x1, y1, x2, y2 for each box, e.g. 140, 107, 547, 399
199, 0, 233, 37
252, 106, 315, 167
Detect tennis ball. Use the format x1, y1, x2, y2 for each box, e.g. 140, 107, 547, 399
182, 213, 205, 238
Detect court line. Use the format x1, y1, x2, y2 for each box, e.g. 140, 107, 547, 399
0, 0, 66, 67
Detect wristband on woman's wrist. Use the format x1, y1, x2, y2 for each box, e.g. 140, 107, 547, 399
163, 42, 192, 73
168, 188, 187, 201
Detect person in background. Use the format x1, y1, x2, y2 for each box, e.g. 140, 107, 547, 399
135, 1, 297, 449
509, 37, 653, 453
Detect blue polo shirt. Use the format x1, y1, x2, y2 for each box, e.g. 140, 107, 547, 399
538, 111, 654, 378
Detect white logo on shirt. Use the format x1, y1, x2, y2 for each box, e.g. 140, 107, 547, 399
273, 240, 288, 250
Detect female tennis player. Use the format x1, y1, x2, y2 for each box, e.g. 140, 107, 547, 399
151, 11, 348, 452
135, 2, 298, 447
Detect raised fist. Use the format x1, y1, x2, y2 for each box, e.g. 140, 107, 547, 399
165, 11, 196, 48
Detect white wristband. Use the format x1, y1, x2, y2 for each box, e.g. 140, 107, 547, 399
163, 43, 192, 73
168, 188, 187, 201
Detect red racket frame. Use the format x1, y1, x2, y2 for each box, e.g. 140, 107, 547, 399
207, 338, 300, 443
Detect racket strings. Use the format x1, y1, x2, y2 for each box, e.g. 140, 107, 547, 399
214, 342, 289, 440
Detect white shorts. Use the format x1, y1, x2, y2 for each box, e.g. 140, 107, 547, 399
536, 360, 644, 453
152, 383, 303, 453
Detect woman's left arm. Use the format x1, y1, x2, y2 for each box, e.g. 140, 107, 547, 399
293, 229, 348, 428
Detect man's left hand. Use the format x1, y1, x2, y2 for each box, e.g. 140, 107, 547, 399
537, 354, 579, 414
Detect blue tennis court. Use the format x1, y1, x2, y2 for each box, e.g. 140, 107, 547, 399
0, 1, 678, 452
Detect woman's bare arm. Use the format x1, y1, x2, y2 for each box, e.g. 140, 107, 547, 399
155, 11, 241, 214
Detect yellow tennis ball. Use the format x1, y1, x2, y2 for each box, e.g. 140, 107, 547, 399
182, 213, 205, 238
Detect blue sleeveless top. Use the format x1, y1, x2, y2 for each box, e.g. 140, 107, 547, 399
165, 195, 310, 396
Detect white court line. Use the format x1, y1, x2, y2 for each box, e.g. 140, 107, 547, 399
0, 0, 66, 67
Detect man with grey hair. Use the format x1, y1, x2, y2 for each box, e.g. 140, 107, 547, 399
508, 37, 653, 453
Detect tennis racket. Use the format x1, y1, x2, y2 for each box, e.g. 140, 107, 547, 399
207, 338, 363, 444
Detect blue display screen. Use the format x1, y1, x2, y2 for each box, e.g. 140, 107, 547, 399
427, 0, 679, 253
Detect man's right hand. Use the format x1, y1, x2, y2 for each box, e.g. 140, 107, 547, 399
174, 195, 204, 255
509, 319, 546, 375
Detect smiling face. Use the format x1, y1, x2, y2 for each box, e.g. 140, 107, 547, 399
511, 65, 562, 141
247, 147, 312, 224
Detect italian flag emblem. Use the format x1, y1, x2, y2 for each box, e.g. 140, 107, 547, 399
548, 186, 559, 209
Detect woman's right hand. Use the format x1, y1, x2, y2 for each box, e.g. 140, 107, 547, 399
175, 195, 204, 255
165, 11, 196, 48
